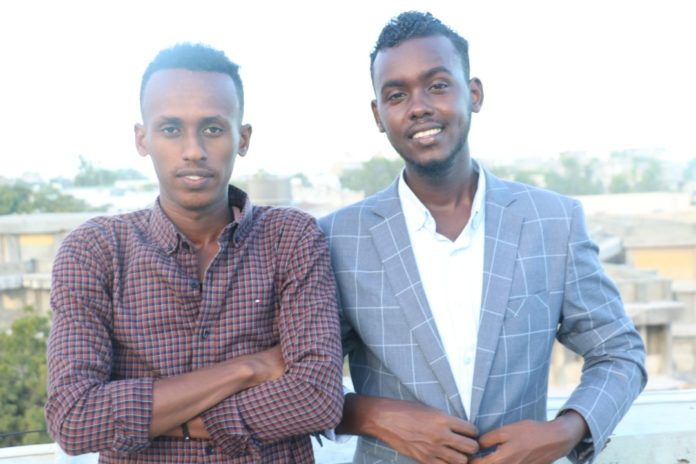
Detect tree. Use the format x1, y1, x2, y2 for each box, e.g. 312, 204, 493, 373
608, 150, 668, 193
0, 181, 99, 215
0, 308, 51, 446
543, 153, 603, 195
340, 155, 404, 195
73, 155, 146, 187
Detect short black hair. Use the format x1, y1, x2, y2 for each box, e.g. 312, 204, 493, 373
139, 43, 245, 117
370, 11, 470, 81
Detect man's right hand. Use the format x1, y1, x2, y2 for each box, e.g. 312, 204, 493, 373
338, 394, 479, 463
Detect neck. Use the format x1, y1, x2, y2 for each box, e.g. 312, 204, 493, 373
404, 154, 477, 209
404, 155, 479, 241
160, 200, 233, 250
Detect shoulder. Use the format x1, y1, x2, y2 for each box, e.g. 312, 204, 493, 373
486, 172, 581, 219
251, 205, 320, 238
58, 209, 151, 255
319, 188, 394, 236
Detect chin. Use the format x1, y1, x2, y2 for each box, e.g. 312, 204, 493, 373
407, 153, 458, 178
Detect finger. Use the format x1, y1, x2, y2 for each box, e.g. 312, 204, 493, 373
434, 446, 470, 464
445, 433, 479, 456
477, 429, 505, 450
449, 419, 479, 438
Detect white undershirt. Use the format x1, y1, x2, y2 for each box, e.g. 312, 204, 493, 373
398, 165, 486, 415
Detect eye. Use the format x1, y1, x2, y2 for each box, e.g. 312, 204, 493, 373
202, 126, 224, 136
160, 125, 180, 137
385, 90, 406, 103
430, 81, 449, 92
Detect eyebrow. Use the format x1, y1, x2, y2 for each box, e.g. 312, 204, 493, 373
154, 115, 228, 126
155, 116, 182, 126
379, 66, 453, 94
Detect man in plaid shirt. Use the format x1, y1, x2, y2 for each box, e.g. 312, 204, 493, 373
45, 43, 343, 463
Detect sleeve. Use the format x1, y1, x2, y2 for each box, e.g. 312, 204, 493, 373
201, 217, 344, 455
45, 225, 154, 455
556, 201, 648, 463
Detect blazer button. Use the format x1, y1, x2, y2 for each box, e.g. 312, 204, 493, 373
205, 445, 215, 455
200, 327, 210, 340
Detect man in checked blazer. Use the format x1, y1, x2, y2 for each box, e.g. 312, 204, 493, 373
319, 11, 647, 464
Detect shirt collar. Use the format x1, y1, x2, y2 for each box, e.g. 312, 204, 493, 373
149, 185, 254, 254
398, 160, 487, 238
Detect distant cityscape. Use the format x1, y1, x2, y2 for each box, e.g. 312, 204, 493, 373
1, 150, 696, 451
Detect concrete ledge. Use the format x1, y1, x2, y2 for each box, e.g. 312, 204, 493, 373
3, 390, 696, 463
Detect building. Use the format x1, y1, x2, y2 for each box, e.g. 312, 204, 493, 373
0, 213, 97, 327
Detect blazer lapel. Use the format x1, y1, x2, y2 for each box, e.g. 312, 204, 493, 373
370, 180, 466, 418
469, 172, 523, 421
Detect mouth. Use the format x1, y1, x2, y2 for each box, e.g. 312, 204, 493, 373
411, 127, 442, 140
176, 169, 214, 186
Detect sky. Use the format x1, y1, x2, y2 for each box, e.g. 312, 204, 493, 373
1, 0, 695, 182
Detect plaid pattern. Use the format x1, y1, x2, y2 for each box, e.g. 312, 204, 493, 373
46, 186, 343, 463
319, 171, 646, 464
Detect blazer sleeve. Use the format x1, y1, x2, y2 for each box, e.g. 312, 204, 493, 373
556, 200, 647, 463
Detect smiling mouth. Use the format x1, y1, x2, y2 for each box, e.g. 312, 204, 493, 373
412, 128, 442, 139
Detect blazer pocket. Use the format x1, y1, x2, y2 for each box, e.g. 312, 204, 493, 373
504, 290, 558, 338
506, 291, 551, 318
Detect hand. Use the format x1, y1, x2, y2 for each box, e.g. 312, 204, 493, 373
341, 395, 479, 463
471, 411, 589, 464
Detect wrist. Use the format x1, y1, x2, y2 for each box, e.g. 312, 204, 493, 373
553, 410, 589, 449
181, 421, 191, 441
339, 394, 396, 439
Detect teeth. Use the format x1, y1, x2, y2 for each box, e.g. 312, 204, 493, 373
413, 128, 441, 139
186, 175, 202, 180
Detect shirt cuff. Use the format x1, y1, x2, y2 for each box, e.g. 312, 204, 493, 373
110, 377, 154, 453
322, 384, 353, 443
201, 395, 253, 457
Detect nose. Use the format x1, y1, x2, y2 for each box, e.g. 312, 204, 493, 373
182, 130, 207, 162
408, 89, 433, 120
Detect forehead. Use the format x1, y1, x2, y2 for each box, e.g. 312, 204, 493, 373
141, 69, 240, 121
372, 35, 464, 87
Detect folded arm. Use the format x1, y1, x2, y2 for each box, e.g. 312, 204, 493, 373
200, 220, 344, 455
45, 226, 286, 455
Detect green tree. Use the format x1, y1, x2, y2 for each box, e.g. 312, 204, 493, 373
0, 308, 51, 446
608, 174, 632, 193
632, 156, 665, 192
0, 182, 33, 214
340, 155, 404, 195
74, 155, 117, 186
609, 150, 668, 193
73, 155, 146, 187
544, 153, 603, 195
0, 181, 98, 215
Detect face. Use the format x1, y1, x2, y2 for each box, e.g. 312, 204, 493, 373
134, 69, 251, 216
371, 35, 483, 176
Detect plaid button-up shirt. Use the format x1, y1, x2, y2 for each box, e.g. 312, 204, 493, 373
46, 187, 343, 463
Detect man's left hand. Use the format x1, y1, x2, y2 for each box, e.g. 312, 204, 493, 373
471, 410, 589, 464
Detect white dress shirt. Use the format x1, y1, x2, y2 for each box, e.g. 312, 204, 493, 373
398, 164, 486, 415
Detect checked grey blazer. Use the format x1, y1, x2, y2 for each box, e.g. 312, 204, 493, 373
319, 170, 647, 463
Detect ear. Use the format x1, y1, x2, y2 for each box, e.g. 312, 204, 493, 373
134, 123, 148, 157
469, 78, 484, 113
237, 123, 252, 157
371, 100, 385, 133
